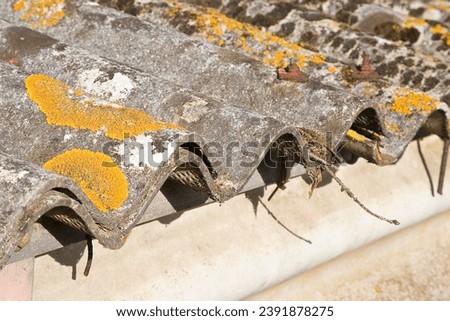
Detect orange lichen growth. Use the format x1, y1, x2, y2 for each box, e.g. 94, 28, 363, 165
328, 66, 337, 73
263, 50, 285, 67
239, 36, 250, 53
389, 89, 440, 116
167, 2, 328, 69
360, 83, 379, 97
13, 0, 65, 28
429, 24, 450, 46
309, 53, 325, 64
25, 74, 181, 140
430, 23, 445, 34
13, 0, 25, 10
404, 18, 427, 28
384, 122, 400, 133
427, 1, 450, 14
346, 129, 367, 142
43, 149, 128, 212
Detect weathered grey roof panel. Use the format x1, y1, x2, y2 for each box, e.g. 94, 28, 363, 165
2, 1, 448, 165
0, 24, 309, 268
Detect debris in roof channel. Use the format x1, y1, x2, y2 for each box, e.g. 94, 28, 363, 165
0, 0, 449, 271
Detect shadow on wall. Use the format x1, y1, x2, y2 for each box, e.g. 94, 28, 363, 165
245, 186, 265, 217
40, 170, 329, 278
157, 180, 209, 225
38, 217, 87, 280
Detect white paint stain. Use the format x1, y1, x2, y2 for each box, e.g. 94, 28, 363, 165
114, 134, 179, 169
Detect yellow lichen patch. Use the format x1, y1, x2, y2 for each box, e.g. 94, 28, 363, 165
429, 24, 450, 46
404, 18, 427, 28
263, 50, 285, 67
360, 83, 379, 97
389, 88, 440, 116
166, 2, 328, 69
427, 2, 450, 14
328, 66, 337, 73
296, 55, 308, 68
346, 129, 367, 142
13, 0, 65, 28
430, 23, 445, 34
43, 149, 128, 212
309, 53, 325, 64
384, 122, 400, 133
25, 74, 181, 140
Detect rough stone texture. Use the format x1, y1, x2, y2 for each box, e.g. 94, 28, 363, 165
294, 0, 450, 62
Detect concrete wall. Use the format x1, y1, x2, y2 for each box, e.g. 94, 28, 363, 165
249, 209, 450, 300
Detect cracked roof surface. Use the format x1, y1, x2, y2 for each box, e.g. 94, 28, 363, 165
0, 0, 449, 269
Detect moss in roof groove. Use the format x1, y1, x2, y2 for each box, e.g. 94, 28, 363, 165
13, 0, 66, 28
25, 74, 181, 140
44, 149, 128, 212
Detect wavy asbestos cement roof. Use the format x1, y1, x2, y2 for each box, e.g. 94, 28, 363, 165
215, 1, 450, 100
0, 0, 449, 269
292, 0, 450, 62
1, 0, 449, 162
0, 40, 304, 267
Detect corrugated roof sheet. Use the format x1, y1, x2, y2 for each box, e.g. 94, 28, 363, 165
0, 0, 449, 269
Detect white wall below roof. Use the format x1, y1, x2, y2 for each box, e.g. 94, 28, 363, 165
248, 208, 450, 300
31, 135, 450, 300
